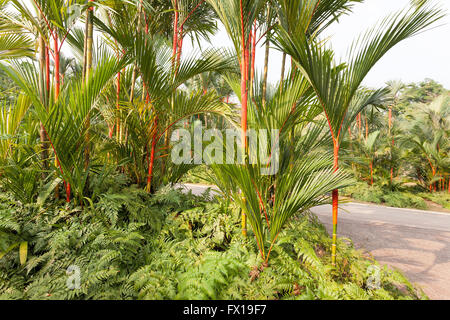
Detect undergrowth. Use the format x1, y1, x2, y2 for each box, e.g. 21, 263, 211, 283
418, 192, 450, 210
181, 165, 213, 185
0, 186, 425, 300
343, 183, 431, 210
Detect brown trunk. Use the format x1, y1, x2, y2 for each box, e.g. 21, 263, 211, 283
280, 52, 286, 87
365, 115, 369, 140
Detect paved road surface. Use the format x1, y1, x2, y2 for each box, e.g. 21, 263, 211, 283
177, 183, 450, 300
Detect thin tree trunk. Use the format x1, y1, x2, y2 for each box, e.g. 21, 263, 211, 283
357, 113, 362, 139
172, 0, 179, 71
370, 161, 373, 185
365, 115, 369, 140
47, 39, 60, 200
53, 34, 70, 202
389, 107, 394, 183
280, 52, 286, 85
249, 22, 256, 98
141, 12, 149, 102
240, 0, 249, 238
85, 0, 94, 167
116, 71, 121, 141
81, 0, 95, 200
82, 11, 89, 81
161, 1, 179, 178
129, 2, 143, 103
45, 46, 50, 92
331, 143, 339, 266
176, 25, 184, 68
54, 36, 60, 99
85, 1, 94, 79
147, 118, 158, 193
262, 5, 270, 108
38, 29, 49, 176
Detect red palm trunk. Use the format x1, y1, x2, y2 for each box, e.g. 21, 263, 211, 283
365, 116, 369, 140
357, 113, 362, 138
116, 71, 121, 140
54, 34, 70, 202
370, 161, 373, 185
172, 1, 179, 71
239, 0, 249, 237
250, 22, 256, 89
239, 0, 248, 150
176, 25, 184, 68
331, 142, 339, 266
54, 35, 60, 99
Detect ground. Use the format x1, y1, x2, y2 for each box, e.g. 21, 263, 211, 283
312, 203, 450, 300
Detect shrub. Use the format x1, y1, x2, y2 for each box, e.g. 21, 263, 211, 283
0, 187, 425, 300
343, 183, 384, 204
419, 192, 450, 210
382, 192, 427, 210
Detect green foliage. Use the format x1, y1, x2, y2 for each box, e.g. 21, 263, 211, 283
382, 192, 427, 210
182, 165, 213, 185
0, 184, 424, 300
344, 183, 385, 204
343, 182, 429, 210
419, 192, 450, 210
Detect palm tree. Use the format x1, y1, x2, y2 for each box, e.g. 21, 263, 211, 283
209, 73, 352, 263
401, 94, 450, 191
386, 80, 405, 183
206, 0, 266, 236
275, 2, 444, 265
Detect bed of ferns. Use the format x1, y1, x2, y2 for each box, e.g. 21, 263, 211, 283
0, 179, 425, 300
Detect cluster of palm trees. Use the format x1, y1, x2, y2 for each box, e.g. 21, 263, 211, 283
347, 81, 449, 193
0, 0, 445, 265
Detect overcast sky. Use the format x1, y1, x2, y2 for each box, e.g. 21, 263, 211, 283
184, 0, 450, 89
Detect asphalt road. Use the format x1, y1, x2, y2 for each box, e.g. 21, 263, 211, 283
177, 183, 450, 300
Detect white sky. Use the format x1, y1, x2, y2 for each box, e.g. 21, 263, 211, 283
184, 0, 450, 89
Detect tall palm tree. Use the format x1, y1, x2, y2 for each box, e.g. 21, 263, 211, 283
275, 3, 444, 265
206, 0, 266, 236
209, 73, 352, 263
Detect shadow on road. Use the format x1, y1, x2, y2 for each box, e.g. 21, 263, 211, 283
317, 215, 450, 300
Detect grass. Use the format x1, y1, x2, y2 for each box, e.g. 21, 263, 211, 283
0, 182, 425, 300
342, 182, 450, 211
418, 192, 450, 210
